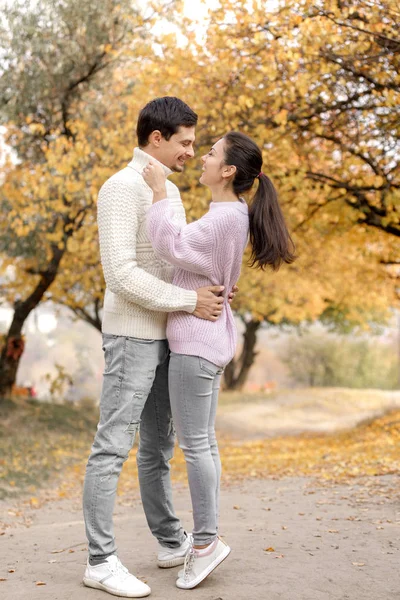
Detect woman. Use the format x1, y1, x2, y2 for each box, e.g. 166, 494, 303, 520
143, 131, 295, 590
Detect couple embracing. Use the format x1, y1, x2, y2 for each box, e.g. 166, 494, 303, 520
82, 96, 294, 597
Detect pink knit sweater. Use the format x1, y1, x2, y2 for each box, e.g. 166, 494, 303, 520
147, 198, 249, 367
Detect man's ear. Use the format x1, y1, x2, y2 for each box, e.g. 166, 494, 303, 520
148, 130, 162, 148
222, 164, 237, 180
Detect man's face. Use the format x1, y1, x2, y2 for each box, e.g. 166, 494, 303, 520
158, 126, 196, 172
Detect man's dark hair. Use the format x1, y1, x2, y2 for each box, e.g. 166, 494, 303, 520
137, 97, 198, 146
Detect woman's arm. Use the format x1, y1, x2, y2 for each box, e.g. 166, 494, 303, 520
97, 178, 197, 312
142, 161, 168, 204
146, 199, 214, 276
142, 161, 215, 275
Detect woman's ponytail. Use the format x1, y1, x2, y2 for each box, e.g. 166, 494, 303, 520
223, 132, 296, 271
249, 173, 296, 270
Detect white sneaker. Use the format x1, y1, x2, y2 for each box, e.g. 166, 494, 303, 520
83, 555, 151, 598
176, 537, 231, 589
157, 534, 192, 568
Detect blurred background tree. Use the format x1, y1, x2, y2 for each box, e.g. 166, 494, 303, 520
0, 0, 178, 398
280, 330, 398, 389
0, 0, 399, 398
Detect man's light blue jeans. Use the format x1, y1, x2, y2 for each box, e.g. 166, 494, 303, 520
83, 334, 186, 560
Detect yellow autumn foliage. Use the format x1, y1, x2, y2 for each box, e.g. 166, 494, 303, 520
0, 0, 398, 358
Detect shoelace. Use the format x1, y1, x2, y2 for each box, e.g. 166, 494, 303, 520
109, 558, 130, 581
183, 548, 196, 581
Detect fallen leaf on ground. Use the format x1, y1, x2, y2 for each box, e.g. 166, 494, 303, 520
36, 581, 46, 586
264, 547, 275, 552
352, 562, 365, 567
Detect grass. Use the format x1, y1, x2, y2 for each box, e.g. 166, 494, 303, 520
0, 398, 98, 500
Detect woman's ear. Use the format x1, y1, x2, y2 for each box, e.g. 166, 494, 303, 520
222, 164, 237, 180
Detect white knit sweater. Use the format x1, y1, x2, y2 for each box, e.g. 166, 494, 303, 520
97, 148, 197, 340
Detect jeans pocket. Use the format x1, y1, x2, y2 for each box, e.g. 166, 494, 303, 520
102, 334, 119, 373
199, 356, 223, 377
126, 336, 156, 344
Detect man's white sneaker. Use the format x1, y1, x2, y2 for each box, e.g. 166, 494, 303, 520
83, 555, 151, 598
176, 537, 231, 589
157, 534, 192, 568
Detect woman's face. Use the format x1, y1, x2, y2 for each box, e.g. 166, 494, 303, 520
199, 138, 227, 187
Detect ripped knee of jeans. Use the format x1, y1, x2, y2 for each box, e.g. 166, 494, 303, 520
167, 416, 175, 438
121, 420, 140, 452
125, 420, 140, 435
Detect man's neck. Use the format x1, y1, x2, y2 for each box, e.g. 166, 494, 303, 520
135, 147, 172, 176
139, 146, 164, 165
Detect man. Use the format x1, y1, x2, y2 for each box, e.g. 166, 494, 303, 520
83, 97, 229, 598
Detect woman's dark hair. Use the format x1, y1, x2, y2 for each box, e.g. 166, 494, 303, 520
223, 131, 296, 271
137, 97, 198, 146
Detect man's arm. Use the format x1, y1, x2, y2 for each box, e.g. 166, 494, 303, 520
98, 179, 197, 313
97, 178, 224, 319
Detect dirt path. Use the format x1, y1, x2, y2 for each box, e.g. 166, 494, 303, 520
217, 388, 400, 438
1, 390, 399, 599
1, 475, 399, 600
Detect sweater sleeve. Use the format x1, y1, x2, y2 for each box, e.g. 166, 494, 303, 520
97, 180, 197, 313
146, 199, 214, 276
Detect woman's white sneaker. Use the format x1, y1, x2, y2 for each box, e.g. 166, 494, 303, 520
176, 537, 231, 589
83, 555, 151, 598
157, 534, 192, 568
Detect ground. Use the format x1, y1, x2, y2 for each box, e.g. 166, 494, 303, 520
0, 388, 399, 599
1, 477, 398, 600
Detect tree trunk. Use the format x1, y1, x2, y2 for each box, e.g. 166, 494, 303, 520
223, 319, 262, 391
65, 297, 103, 332
0, 246, 64, 400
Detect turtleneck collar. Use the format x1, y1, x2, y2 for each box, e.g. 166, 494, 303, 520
209, 199, 248, 214
127, 147, 173, 177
